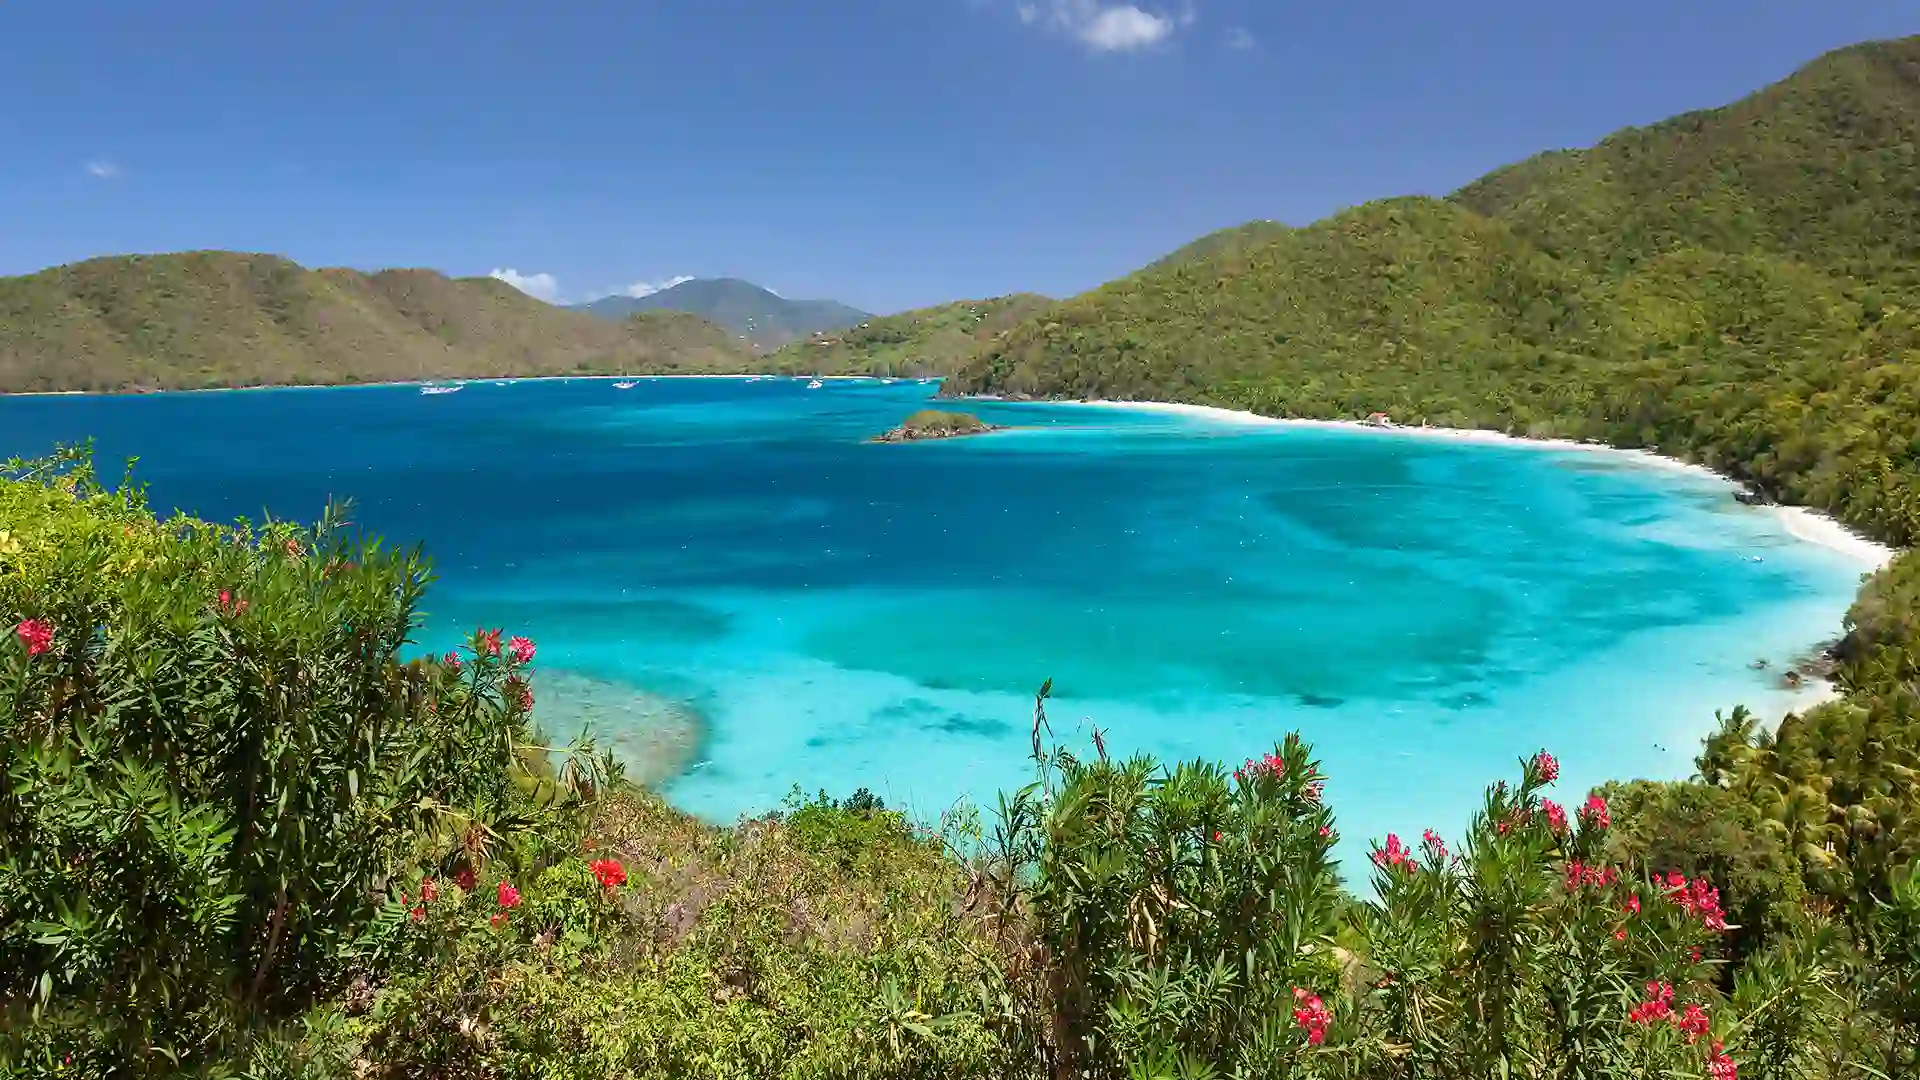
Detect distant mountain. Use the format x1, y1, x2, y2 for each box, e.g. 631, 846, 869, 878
0, 252, 757, 393
573, 278, 869, 351
764, 294, 1053, 378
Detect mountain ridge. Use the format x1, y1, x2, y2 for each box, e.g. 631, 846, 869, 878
0, 251, 758, 393
573, 277, 869, 352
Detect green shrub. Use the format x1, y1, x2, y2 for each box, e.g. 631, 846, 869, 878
0, 447, 604, 1072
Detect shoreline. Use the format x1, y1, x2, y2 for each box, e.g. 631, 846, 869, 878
1042, 399, 1899, 571
0, 372, 899, 399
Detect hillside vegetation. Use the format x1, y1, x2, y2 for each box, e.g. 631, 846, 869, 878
765, 293, 1052, 377
573, 277, 869, 351
0, 252, 756, 393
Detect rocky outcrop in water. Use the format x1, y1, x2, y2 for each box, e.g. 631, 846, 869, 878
869, 409, 1000, 443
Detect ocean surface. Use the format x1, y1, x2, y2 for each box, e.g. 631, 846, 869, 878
0, 378, 1876, 869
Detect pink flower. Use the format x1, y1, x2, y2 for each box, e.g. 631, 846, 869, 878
408, 906, 425, 922
1542, 799, 1567, 832
507, 635, 536, 665
497, 880, 522, 909
442, 650, 463, 671
1421, 829, 1447, 861
1628, 982, 1674, 1025
15, 619, 53, 657
1707, 1044, 1737, 1080
1580, 793, 1611, 829
1235, 751, 1285, 783
1613, 928, 1628, 942
453, 866, 477, 892
1290, 987, 1331, 1046
477, 628, 502, 658
1674, 1002, 1710, 1044
420, 877, 439, 903
1533, 751, 1559, 784
1372, 833, 1414, 872
1625, 895, 1641, 915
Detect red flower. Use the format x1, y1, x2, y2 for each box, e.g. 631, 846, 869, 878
507, 635, 536, 665
1234, 751, 1286, 784
1625, 894, 1641, 915
1563, 860, 1613, 891
1580, 793, 1611, 829
1290, 987, 1331, 1046
15, 619, 53, 657
216, 590, 249, 616
1627, 982, 1674, 1025
1421, 829, 1447, 861
490, 912, 509, 929
497, 880, 521, 909
1674, 1002, 1710, 1043
1318, 825, 1332, 838
443, 650, 463, 672
1533, 751, 1559, 784
1542, 799, 1567, 832
477, 628, 502, 658
453, 866, 477, 892
420, 877, 439, 904
589, 858, 627, 889
1372, 833, 1415, 872
1707, 1044, 1737, 1080
1613, 928, 1628, 942
1212, 831, 1222, 843
409, 906, 425, 923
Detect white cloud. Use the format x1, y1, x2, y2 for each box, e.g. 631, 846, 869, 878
1225, 26, 1255, 50
84, 160, 122, 179
618, 274, 695, 299
488, 268, 562, 303
580, 275, 697, 303
1014, 1, 1187, 52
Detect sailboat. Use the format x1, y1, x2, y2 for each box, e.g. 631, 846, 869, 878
613, 380, 638, 390
420, 381, 464, 395
806, 378, 825, 389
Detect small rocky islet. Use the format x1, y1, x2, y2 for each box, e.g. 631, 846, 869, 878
867, 408, 1001, 443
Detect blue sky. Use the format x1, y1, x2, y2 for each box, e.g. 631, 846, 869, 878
1, 2, 1913, 313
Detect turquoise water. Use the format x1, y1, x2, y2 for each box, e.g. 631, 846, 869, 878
0, 378, 1875, 866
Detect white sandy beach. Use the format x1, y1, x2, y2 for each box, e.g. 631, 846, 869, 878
1058, 399, 1900, 571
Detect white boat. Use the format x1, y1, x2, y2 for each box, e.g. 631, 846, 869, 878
806, 379, 825, 389
613, 381, 638, 390
420, 383, 463, 395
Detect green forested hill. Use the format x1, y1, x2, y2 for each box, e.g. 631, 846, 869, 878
947, 36, 1920, 552
0, 252, 756, 392
763, 293, 1053, 377
1453, 35, 1920, 281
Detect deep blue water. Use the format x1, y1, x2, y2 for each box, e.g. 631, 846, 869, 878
0, 377, 1875, 866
